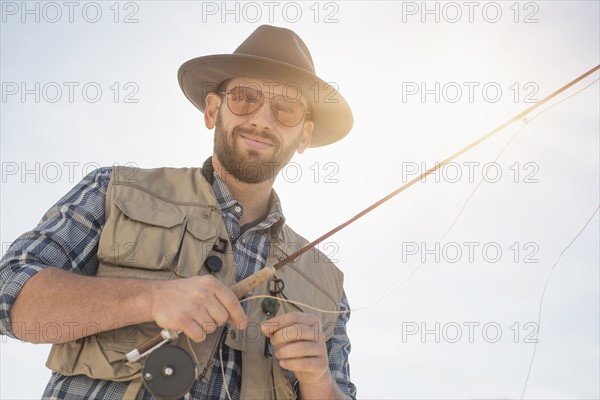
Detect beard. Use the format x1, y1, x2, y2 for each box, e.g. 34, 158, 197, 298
213, 110, 303, 184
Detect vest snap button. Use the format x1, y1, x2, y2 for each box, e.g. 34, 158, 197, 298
261, 298, 279, 315
204, 255, 223, 273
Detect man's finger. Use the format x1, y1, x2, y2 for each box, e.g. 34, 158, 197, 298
261, 312, 321, 339
191, 309, 219, 334
270, 325, 324, 347
273, 341, 324, 360
205, 294, 230, 326
264, 311, 320, 329
181, 318, 207, 343
210, 280, 248, 328
278, 356, 327, 375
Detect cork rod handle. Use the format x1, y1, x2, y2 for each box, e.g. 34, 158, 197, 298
231, 266, 275, 298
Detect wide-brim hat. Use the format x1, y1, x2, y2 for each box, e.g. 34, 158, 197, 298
177, 25, 353, 148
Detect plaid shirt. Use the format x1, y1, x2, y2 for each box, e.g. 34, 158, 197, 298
0, 167, 356, 399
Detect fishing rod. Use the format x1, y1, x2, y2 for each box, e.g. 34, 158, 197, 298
128, 64, 599, 399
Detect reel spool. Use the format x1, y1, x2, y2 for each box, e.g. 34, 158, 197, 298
142, 346, 197, 400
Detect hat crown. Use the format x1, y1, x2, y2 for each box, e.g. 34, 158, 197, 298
233, 25, 316, 75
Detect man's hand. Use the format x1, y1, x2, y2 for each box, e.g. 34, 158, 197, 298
150, 275, 248, 342
260, 312, 328, 384
9, 270, 247, 344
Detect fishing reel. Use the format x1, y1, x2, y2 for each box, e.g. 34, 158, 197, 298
141, 345, 197, 400
127, 330, 197, 400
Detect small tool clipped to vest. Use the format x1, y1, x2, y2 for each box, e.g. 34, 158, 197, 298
263, 278, 285, 357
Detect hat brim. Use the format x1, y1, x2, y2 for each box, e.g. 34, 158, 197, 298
178, 54, 353, 148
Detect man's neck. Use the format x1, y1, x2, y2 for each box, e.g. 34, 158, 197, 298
211, 156, 273, 226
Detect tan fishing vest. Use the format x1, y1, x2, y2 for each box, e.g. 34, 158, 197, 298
46, 166, 344, 399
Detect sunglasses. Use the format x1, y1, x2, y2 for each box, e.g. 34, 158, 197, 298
220, 85, 309, 127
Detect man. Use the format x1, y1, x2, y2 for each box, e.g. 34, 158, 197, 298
0, 25, 355, 399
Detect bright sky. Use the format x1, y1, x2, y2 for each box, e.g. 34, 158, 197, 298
1, 1, 599, 399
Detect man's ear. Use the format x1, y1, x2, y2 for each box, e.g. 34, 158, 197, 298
296, 120, 314, 154
204, 93, 221, 129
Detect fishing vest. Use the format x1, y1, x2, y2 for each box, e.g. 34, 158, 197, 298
45, 165, 344, 399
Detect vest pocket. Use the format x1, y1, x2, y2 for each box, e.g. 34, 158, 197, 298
46, 323, 160, 381
98, 195, 218, 278
97, 322, 161, 363
177, 217, 220, 277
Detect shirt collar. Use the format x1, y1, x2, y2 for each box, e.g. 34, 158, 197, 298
204, 157, 286, 237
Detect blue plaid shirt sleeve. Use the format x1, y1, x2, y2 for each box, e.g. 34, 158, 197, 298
325, 291, 357, 399
0, 167, 112, 338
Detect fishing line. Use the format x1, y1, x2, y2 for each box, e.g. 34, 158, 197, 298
345, 76, 600, 312
442, 77, 600, 240
186, 335, 201, 377
519, 204, 599, 399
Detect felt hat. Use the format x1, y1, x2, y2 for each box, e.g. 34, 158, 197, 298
177, 25, 353, 147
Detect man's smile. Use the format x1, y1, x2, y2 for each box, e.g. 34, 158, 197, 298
239, 133, 274, 150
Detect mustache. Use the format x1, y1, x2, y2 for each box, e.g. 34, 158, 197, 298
233, 126, 280, 146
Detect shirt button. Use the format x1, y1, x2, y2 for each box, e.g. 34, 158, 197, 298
230, 234, 235, 240
234, 205, 242, 213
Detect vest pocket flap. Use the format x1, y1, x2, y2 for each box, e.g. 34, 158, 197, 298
114, 198, 185, 228
185, 218, 217, 241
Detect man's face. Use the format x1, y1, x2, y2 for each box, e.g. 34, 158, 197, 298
207, 78, 313, 184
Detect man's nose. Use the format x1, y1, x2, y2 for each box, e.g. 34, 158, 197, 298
248, 100, 275, 130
